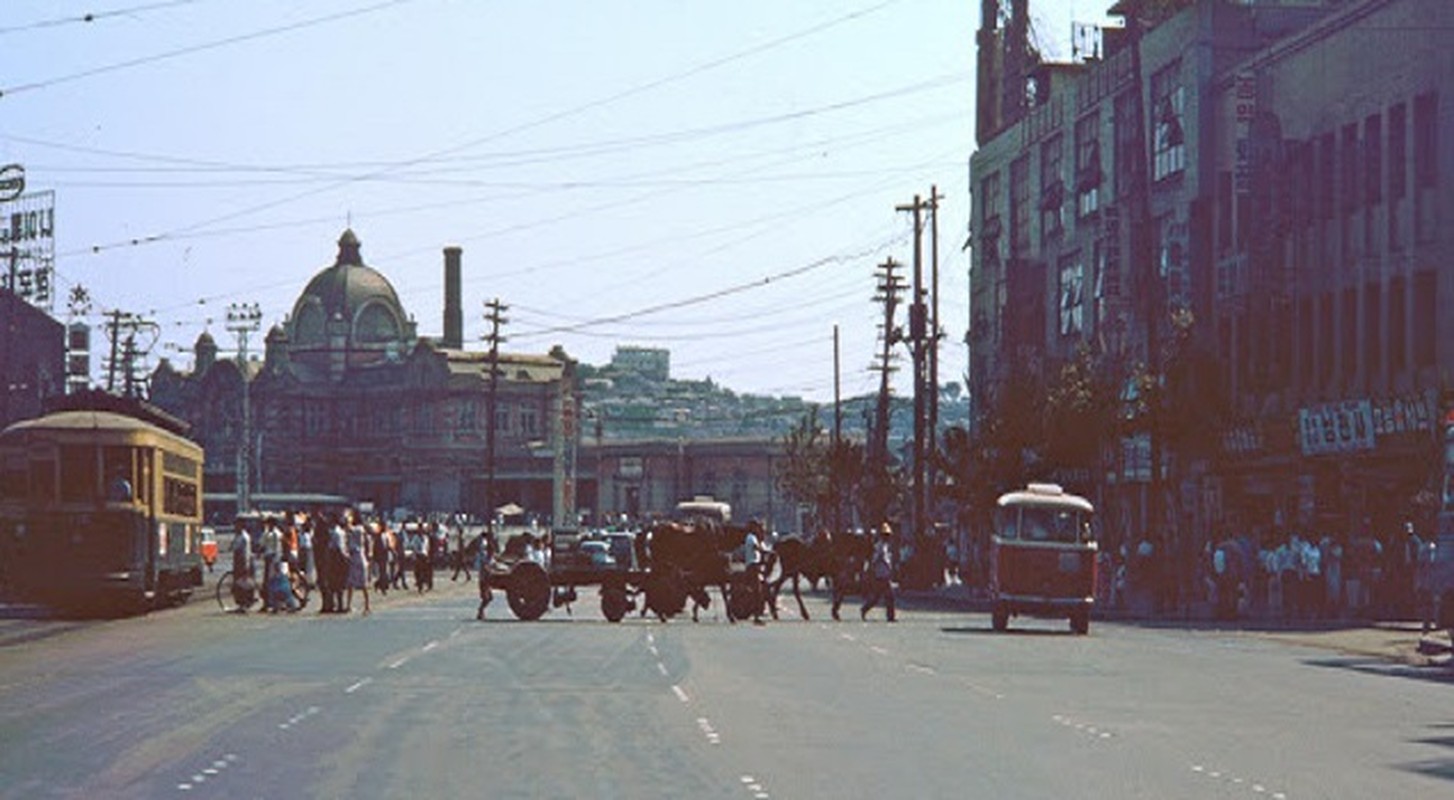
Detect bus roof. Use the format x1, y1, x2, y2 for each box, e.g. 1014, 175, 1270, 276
995, 483, 1094, 514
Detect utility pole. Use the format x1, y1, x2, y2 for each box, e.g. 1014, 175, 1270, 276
483, 298, 509, 551
871, 257, 905, 526
832, 324, 842, 537
927, 185, 944, 514
897, 194, 931, 543
226, 302, 262, 515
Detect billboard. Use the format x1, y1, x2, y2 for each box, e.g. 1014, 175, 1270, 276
0, 190, 56, 313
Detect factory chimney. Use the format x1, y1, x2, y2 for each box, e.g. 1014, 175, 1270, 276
443, 246, 463, 349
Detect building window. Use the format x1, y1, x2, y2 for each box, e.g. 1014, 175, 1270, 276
1040, 134, 1065, 240
1113, 91, 1137, 198
1365, 113, 1383, 206
979, 170, 1002, 264
1075, 114, 1101, 217
1389, 275, 1407, 374
1151, 62, 1185, 182
1058, 255, 1084, 337
1009, 155, 1031, 256
1365, 282, 1381, 382
520, 409, 539, 438
1413, 270, 1436, 367
1414, 91, 1438, 242
494, 408, 510, 433
1389, 103, 1407, 251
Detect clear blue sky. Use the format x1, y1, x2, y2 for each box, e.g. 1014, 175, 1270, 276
1, 0, 1116, 403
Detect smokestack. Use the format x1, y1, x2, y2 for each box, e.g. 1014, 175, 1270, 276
443, 246, 462, 349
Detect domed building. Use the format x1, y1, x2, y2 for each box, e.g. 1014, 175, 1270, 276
150, 230, 578, 520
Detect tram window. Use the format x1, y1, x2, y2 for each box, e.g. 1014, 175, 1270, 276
59, 446, 97, 502
163, 477, 198, 517
103, 447, 135, 502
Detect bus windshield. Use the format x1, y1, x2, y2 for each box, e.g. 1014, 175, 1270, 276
997, 504, 1090, 544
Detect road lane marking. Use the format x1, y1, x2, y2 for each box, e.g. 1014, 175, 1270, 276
656, 662, 669, 677
672, 685, 690, 703
387, 657, 409, 670
649, 645, 659, 657
839, 633, 857, 642
869, 645, 889, 655
449, 628, 462, 639
422, 640, 439, 652
346, 678, 372, 694
907, 663, 935, 675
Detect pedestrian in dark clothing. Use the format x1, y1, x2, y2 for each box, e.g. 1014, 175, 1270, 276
861, 523, 897, 622
476, 544, 494, 620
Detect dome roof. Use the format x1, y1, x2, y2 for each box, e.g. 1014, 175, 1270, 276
293, 229, 405, 326
195, 331, 216, 348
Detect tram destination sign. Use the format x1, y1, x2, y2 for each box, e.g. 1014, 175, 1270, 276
0, 164, 23, 201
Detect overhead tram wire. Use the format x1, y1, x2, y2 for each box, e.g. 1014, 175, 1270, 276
49, 106, 958, 265
511, 232, 904, 342
58, 0, 909, 256
9, 78, 963, 181
0, 0, 417, 97
0, 0, 213, 35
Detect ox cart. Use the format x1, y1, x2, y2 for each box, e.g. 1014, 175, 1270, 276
488, 499, 763, 622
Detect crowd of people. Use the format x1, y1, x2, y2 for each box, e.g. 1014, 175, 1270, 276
228, 510, 488, 615
1086, 523, 1442, 627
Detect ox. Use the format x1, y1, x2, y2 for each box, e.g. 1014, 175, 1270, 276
635, 521, 750, 622
767, 529, 873, 621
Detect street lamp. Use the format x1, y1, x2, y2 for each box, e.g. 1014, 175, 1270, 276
226, 302, 262, 514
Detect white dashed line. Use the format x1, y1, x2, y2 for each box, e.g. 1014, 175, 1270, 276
870, 645, 889, 655
672, 684, 690, 703
839, 633, 857, 642
449, 628, 462, 639
656, 662, 669, 677
422, 640, 439, 652
741, 776, 755, 784
346, 678, 372, 694
649, 645, 659, 657
907, 663, 936, 675
387, 657, 408, 670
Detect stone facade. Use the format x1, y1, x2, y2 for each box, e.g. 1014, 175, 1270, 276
150, 230, 571, 520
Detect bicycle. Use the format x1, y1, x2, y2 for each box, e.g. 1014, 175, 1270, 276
216, 565, 311, 613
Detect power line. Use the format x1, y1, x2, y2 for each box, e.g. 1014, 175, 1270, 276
35, 0, 908, 253
0, 0, 213, 35
0, 1, 418, 96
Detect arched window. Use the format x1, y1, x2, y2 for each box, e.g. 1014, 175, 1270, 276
354, 302, 400, 344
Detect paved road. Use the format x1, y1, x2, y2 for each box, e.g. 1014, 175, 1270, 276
0, 581, 1449, 799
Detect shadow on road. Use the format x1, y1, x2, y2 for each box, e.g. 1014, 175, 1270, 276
1302, 655, 1454, 685
939, 625, 1073, 638
1400, 722, 1454, 784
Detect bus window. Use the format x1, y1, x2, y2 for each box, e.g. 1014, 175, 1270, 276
59, 446, 97, 502
993, 506, 1019, 539
1021, 506, 1084, 544
0, 456, 24, 500
103, 446, 135, 503
29, 458, 56, 503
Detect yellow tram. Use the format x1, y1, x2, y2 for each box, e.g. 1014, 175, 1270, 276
0, 401, 205, 611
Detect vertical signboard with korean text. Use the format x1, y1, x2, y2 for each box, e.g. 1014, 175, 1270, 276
0, 186, 56, 313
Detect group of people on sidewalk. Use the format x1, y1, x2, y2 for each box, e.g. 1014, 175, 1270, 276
229, 510, 484, 616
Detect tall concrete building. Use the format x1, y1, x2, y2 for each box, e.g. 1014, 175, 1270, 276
968, 0, 1449, 545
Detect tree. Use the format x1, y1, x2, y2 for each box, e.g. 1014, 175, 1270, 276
776, 407, 871, 532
